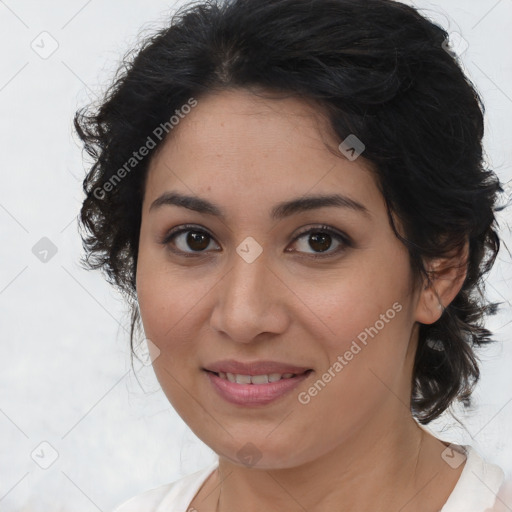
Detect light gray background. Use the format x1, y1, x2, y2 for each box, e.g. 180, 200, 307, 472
0, 0, 511, 510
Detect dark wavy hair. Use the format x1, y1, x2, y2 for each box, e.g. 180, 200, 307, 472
75, 0, 507, 424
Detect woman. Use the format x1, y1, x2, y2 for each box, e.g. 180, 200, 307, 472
75, 0, 510, 510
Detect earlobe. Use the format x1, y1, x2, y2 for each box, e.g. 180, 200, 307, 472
415, 286, 445, 325
414, 240, 469, 325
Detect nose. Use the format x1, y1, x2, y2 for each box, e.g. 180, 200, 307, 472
209, 249, 290, 343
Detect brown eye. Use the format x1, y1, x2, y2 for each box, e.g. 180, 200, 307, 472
308, 232, 333, 252
161, 225, 220, 256
184, 231, 210, 251
160, 224, 351, 259
288, 225, 351, 258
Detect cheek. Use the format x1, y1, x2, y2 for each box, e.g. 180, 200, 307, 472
137, 279, 206, 360
290, 254, 415, 417
135, 242, 212, 344
135, 255, 210, 416
291, 255, 411, 351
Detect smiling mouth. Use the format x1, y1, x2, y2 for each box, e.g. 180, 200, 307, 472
205, 369, 313, 385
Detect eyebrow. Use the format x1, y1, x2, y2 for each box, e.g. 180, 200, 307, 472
149, 191, 371, 220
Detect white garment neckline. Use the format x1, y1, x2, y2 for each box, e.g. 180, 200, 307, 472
113, 444, 505, 512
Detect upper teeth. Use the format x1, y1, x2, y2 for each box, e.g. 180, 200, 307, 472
218, 372, 296, 384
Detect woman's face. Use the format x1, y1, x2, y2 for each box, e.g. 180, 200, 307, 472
136, 88, 427, 468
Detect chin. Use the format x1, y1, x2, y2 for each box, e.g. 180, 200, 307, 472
213, 435, 310, 470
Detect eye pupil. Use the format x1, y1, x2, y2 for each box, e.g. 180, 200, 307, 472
187, 231, 209, 251
309, 232, 332, 252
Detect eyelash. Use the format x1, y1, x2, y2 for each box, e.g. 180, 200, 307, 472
159, 224, 352, 259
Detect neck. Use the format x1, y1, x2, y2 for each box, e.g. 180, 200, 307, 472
214, 407, 455, 512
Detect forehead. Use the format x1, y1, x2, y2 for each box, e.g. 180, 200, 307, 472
144, 88, 383, 217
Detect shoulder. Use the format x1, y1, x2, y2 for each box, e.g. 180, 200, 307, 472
112, 463, 218, 512
441, 444, 505, 512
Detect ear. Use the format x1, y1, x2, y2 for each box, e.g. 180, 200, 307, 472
414, 239, 469, 325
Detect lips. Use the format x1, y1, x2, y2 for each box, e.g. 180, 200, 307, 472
203, 359, 313, 406
204, 370, 313, 407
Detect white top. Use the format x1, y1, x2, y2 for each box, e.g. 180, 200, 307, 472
112, 445, 505, 512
